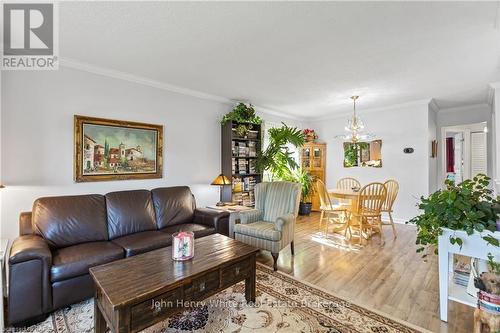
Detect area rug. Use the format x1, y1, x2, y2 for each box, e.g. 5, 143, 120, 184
9, 263, 424, 333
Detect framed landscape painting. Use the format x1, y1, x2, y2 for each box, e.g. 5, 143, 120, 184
74, 115, 163, 182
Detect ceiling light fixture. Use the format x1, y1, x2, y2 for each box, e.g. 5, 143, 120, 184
335, 95, 374, 143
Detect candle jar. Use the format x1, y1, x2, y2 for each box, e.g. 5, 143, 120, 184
172, 231, 194, 261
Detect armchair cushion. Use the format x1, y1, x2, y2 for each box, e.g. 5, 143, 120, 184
234, 221, 281, 241
238, 209, 263, 224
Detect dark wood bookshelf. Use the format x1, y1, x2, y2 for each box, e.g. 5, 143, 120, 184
221, 121, 263, 207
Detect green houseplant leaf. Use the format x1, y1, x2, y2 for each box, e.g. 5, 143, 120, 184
255, 122, 305, 181
408, 174, 500, 258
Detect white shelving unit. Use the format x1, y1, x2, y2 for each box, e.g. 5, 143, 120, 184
438, 228, 500, 322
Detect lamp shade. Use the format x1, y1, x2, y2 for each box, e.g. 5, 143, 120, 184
211, 174, 230, 186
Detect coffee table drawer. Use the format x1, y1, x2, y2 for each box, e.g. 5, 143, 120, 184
221, 257, 252, 287
130, 287, 182, 332
184, 270, 220, 300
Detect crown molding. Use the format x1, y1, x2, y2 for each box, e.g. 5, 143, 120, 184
428, 98, 440, 113
60, 58, 232, 104
59, 57, 303, 122
309, 98, 433, 122
437, 102, 492, 114
488, 81, 500, 106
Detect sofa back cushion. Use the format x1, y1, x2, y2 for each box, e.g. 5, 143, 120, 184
151, 186, 195, 229
33, 194, 108, 248
105, 190, 156, 239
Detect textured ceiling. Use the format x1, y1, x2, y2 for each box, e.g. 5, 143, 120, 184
60, 1, 500, 118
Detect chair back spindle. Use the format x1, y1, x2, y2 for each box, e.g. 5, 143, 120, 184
357, 182, 387, 216
382, 180, 399, 212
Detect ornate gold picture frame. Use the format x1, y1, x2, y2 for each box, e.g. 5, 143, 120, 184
74, 115, 163, 182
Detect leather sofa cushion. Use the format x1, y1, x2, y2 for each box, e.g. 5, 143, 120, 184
105, 190, 157, 240
33, 194, 108, 248
151, 187, 195, 229
112, 231, 172, 257
161, 223, 215, 239
51, 242, 124, 282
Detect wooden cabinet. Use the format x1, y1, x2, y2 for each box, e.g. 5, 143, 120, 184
300, 142, 326, 211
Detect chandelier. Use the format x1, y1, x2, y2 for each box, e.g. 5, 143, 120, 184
335, 95, 374, 143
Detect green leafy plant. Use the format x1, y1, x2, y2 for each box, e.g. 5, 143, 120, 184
234, 124, 252, 137
487, 253, 500, 275
408, 174, 500, 258
292, 168, 314, 203
343, 142, 358, 167
221, 103, 262, 125
255, 123, 305, 180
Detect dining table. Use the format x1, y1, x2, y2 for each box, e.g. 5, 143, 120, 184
327, 188, 362, 240
327, 188, 360, 212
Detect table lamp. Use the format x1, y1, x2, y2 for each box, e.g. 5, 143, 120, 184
211, 173, 231, 206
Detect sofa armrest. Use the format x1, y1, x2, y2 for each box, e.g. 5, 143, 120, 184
9, 235, 51, 265
193, 208, 230, 236
8, 235, 52, 324
239, 209, 263, 224
19, 211, 33, 235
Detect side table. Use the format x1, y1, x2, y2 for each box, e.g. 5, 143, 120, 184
206, 205, 252, 238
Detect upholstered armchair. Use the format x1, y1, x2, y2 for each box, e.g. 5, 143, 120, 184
234, 181, 301, 271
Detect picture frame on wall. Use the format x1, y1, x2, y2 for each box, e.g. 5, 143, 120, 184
74, 115, 163, 182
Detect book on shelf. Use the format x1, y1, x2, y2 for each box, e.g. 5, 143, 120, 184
249, 160, 256, 173
232, 177, 243, 192
243, 176, 256, 191
248, 141, 257, 157
453, 254, 471, 287
233, 141, 249, 157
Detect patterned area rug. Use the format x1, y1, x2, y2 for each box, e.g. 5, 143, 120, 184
9, 264, 425, 333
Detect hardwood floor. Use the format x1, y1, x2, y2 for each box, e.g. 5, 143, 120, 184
255, 212, 473, 333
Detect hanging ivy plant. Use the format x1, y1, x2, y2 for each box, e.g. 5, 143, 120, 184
221, 102, 262, 125
408, 174, 500, 258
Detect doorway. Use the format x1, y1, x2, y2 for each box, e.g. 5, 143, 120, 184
441, 122, 488, 184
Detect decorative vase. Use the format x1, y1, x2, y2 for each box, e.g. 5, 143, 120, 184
299, 202, 312, 215
172, 231, 194, 261
305, 134, 315, 142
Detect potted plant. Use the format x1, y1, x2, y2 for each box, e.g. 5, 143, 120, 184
294, 168, 314, 215
303, 128, 318, 143
408, 174, 500, 258
221, 102, 262, 138
255, 123, 305, 180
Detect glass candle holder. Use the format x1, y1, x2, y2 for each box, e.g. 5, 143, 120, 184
172, 231, 194, 261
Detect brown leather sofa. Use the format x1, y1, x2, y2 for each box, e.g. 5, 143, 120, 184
7, 186, 229, 325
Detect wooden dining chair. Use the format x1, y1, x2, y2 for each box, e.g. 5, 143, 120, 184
381, 179, 399, 238
336, 177, 361, 208
350, 182, 387, 245
316, 179, 347, 237
336, 177, 361, 190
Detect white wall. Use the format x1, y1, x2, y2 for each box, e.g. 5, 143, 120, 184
307, 101, 431, 223
428, 107, 438, 193
0, 67, 300, 240
436, 104, 493, 185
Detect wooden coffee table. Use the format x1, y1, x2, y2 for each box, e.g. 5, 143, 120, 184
90, 234, 259, 333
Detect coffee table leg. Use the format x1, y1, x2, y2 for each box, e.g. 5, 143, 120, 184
245, 257, 256, 303
94, 298, 107, 333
